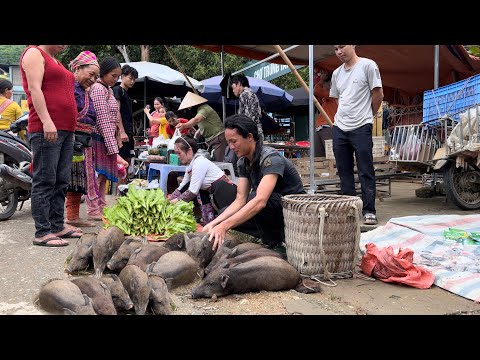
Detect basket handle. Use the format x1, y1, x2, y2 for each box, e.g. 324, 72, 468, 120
349, 203, 362, 258
317, 207, 331, 280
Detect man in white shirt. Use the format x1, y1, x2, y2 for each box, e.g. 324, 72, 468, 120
330, 45, 384, 225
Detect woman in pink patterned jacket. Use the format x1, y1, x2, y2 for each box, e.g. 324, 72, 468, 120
86, 56, 122, 220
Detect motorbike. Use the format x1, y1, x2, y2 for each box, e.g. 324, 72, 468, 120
390, 108, 480, 211
0, 113, 32, 220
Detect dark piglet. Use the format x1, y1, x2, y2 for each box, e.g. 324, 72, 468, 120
162, 233, 186, 251
148, 274, 174, 315
107, 238, 143, 272
184, 232, 215, 269
71, 277, 117, 315
93, 226, 125, 278
119, 265, 150, 315
65, 233, 96, 274
192, 256, 309, 299
37, 279, 96, 315
127, 244, 169, 271
146, 251, 198, 290
100, 274, 134, 312
207, 248, 283, 275
205, 242, 263, 275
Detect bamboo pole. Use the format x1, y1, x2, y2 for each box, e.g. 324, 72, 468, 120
164, 45, 199, 95
272, 45, 333, 126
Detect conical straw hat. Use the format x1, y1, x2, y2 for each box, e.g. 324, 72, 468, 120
178, 92, 208, 111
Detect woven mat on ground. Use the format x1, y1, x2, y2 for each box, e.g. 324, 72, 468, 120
360, 214, 480, 302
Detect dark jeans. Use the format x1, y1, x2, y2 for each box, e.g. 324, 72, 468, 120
218, 189, 285, 248
332, 124, 375, 215
30, 131, 74, 237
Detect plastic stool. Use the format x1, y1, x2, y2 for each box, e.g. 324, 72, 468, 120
213, 161, 237, 184
147, 163, 187, 196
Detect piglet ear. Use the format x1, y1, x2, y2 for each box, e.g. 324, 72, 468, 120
220, 274, 230, 289
229, 247, 238, 258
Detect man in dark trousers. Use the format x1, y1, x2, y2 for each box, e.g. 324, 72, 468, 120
113, 64, 138, 183
330, 45, 384, 225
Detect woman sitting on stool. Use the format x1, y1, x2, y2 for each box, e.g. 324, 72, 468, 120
169, 135, 237, 225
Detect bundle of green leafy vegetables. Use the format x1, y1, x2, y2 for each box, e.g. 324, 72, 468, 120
103, 184, 197, 236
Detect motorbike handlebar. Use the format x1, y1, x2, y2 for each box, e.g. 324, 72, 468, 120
9, 112, 28, 134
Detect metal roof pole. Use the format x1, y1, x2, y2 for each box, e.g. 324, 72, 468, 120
434, 45, 439, 89
221, 45, 226, 122
144, 78, 147, 137
308, 45, 315, 194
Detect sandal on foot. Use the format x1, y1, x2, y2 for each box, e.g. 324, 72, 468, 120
364, 213, 378, 225
33, 236, 69, 247
54, 229, 83, 238
87, 215, 103, 221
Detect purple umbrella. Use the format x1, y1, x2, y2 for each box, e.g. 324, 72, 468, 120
200, 75, 293, 113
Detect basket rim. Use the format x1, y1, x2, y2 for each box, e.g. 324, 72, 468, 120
282, 193, 360, 204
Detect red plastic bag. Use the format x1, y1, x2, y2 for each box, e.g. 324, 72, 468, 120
361, 243, 435, 289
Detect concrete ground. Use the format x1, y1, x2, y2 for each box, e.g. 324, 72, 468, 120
1, 179, 479, 315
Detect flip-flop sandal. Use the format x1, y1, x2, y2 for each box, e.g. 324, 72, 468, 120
33, 236, 69, 247
56, 229, 83, 238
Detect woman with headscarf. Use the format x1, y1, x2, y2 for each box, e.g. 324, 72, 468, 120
87, 56, 122, 220
64, 51, 100, 228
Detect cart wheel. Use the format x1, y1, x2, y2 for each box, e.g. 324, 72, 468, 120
443, 162, 480, 210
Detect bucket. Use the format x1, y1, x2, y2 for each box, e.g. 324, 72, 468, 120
169, 153, 179, 165
282, 194, 362, 279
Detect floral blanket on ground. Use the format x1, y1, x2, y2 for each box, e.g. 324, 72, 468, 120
360, 214, 480, 302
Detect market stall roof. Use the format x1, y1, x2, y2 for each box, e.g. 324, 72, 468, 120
119, 61, 204, 100
194, 45, 480, 104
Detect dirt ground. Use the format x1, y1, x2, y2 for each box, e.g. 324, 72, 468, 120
1, 178, 480, 315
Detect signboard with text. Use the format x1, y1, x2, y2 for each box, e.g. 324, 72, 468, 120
243, 61, 304, 81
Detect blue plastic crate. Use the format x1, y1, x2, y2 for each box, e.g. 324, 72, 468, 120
423, 73, 480, 124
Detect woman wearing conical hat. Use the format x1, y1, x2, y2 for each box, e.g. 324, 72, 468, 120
176, 92, 227, 162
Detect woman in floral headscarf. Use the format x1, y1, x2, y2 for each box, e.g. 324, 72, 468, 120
64, 51, 101, 228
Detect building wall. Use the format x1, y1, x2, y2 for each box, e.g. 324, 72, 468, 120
9, 65, 26, 105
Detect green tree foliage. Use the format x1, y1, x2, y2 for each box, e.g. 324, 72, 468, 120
0, 45, 26, 65
271, 67, 310, 91
57, 45, 123, 67
55, 45, 249, 82
56, 45, 304, 91
466, 45, 480, 57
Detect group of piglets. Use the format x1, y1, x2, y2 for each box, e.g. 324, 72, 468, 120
36, 226, 319, 315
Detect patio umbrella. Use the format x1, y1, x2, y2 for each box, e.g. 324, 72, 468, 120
201, 74, 293, 113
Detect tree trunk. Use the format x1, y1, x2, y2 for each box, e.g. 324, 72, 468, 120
116, 45, 130, 62
140, 45, 150, 61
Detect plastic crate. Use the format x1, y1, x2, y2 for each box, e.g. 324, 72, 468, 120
325, 137, 385, 160
423, 73, 480, 124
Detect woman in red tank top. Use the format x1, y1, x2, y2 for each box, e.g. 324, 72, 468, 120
20, 45, 83, 247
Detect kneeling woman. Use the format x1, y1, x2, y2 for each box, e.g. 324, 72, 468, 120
169, 136, 237, 225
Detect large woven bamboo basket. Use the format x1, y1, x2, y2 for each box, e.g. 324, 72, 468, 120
282, 194, 362, 279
